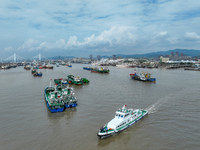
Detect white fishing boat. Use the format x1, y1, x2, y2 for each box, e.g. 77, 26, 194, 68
116, 63, 136, 68
97, 105, 148, 139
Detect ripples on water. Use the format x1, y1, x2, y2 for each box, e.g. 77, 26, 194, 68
0, 64, 200, 150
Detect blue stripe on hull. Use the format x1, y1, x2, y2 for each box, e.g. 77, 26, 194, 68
46, 101, 64, 113
147, 78, 156, 82
65, 103, 77, 108
44, 91, 64, 113
49, 107, 64, 113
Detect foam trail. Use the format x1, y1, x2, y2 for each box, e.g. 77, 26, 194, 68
145, 97, 168, 114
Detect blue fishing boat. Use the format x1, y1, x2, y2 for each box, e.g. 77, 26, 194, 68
37, 71, 43, 76
130, 70, 156, 82
34, 71, 43, 76
83, 67, 91, 70
147, 78, 156, 82
67, 63, 72, 67
144, 72, 156, 82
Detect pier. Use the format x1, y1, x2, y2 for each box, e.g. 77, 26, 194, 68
184, 68, 200, 71
165, 64, 193, 69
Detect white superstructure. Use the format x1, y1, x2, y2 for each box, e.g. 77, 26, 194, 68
97, 105, 148, 138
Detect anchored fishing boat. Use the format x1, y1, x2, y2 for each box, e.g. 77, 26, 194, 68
91, 67, 110, 73
67, 63, 72, 67
129, 73, 135, 78
62, 86, 77, 108
73, 76, 83, 85
83, 67, 91, 70
67, 74, 89, 84
44, 85, 65, 113
24, 65, 31, 70
145, 72, 156, 82
54, 78, 68, 85
130, 70, 156, 82
46, 63, 53, 69
67, 75, 75, 84
139, 73, 147, 81
33, 71, 42, 76
31, 68, 37, 74
58, 85, 77, 108
97, 105, 148, 139
81, 77, 90, 83
68, 64, 72, 67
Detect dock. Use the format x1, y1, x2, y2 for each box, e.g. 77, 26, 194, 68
184, 68, 200, 71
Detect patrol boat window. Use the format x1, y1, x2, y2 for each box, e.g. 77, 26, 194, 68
125, 114, 129, 117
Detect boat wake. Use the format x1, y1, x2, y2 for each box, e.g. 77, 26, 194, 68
145, 97, 168, 114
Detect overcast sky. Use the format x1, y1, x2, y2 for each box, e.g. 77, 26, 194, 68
1, 0, 200, 59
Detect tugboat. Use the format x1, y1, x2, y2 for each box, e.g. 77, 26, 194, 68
97, 105, 148, 139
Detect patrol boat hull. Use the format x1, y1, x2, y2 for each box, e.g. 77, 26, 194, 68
97, 105, 148, 139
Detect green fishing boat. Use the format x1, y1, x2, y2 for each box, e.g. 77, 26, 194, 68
67, 74, 89, 85
67, 75, 75, 84
44, 86, 65, 113
73, 76, 83, 85
81, 78, 90, 83
57, 84, 77, 108
31, 68, 37, 74
91, 67, 110, 73
54, 78, 68, 84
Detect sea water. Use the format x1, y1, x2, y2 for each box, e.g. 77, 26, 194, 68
0, 64, 200, 150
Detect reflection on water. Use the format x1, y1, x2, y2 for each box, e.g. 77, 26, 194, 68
47, 107, 77, 120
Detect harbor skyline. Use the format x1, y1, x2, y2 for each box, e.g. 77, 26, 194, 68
1, 48, 200, 63
1, 1, 200, 59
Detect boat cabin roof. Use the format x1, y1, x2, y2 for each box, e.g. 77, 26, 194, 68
115, 108, 136, 118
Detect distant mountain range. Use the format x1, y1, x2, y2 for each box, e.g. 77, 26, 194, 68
47, 49, 200, 60
116, 49, 200, 58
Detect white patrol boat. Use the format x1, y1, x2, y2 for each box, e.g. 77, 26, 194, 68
97, 105, 148, 139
